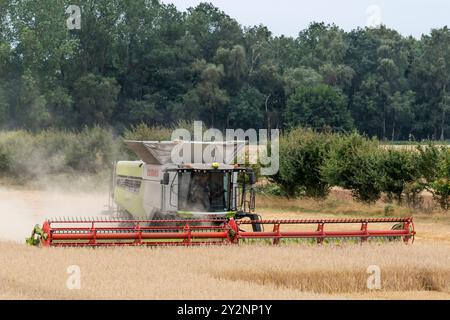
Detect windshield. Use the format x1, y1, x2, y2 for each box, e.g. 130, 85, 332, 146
178, 172, 229, 212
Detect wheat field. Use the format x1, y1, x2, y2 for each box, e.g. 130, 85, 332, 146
0, 187, 449, 300
0, 242, 449, 300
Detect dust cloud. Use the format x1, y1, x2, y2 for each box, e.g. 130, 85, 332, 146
0, 186, 109, 243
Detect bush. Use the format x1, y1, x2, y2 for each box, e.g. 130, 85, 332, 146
416, 144, 441, 183
0, 131, 55, 179
65, 126, 125, 173
404, 180, 425, 209
255, 183, 286, 197
429, 148, 450, 210
271, 128, 332, 198
0, 127, 127, 181
430, 178, 450, 210
0, 142, 11, 172
384, 204, 395, 216
321, 132, 383, 203
378, 150, 420, 203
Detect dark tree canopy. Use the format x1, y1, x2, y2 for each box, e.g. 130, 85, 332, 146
0, 1, 450, 140
284, 85, 353, 131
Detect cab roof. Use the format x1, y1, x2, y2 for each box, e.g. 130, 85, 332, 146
124, 140, 246, 165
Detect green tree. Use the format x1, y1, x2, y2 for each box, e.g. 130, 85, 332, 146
228, 85, 264, 128
73, 73, 120, 126
122, 97, 159, 125
186, 3, 243, 60
430, 148, 450, 210
351, 74, 384, 137
412, 27, 450, 140
282, 67, 323, 96
284, 85, 353, 131
273, 128, 332, 198
243, 25, 272, 73
215, 45, 247, 94
378, 150, 419, 203
387, 91, 415, 140
184, 60, 229, 127
45, 86, 74, 128
16, 71, 50, 130
347, 27, 412, 139
319, 63, 355, 89
297, 22, 348, 68
321, 132, 383, 203
0, 85, 8, 127
249, 62, 285, 128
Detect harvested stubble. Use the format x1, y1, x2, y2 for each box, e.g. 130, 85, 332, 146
0, 242, 449, 300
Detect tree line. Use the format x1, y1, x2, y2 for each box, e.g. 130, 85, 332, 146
2, 126, 449, 210
271, 129, 450, 210
1, 1, 450, 140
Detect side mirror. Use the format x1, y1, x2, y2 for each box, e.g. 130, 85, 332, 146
249, 172, 256, 185
161, 172, 170, 185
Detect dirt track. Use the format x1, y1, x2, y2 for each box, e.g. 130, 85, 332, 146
0, 187, 449, 300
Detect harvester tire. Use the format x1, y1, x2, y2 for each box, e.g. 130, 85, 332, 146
117, 209, 135, 227
248, 214, 263, 232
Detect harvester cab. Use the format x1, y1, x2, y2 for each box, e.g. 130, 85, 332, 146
111, 140, 262, 231
164, 165, 258, 219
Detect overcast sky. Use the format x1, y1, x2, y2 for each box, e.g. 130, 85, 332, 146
161, 0, 450, 38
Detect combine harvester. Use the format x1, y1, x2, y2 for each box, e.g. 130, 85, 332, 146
27, 141, 415, 247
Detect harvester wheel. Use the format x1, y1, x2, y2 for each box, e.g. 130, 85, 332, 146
117, 209, 135, 227
387, 222, 409, 242
248, 214, 263, 232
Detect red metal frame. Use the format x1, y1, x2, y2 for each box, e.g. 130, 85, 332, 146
39, 217, 415, 247
41, 219, 231, 247
236, 218, 415, 244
